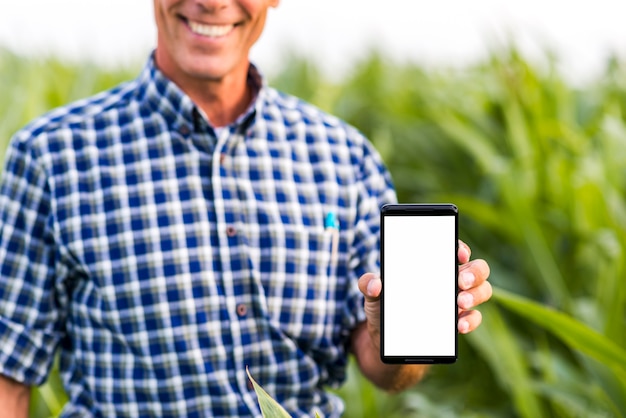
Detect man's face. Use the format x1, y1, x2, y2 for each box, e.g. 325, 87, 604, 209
153, 0, 279, 84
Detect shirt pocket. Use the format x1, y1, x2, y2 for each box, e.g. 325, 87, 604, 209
262, 224, 338, 347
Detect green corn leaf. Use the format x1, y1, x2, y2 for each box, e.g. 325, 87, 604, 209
36, 383, 64, 416
466, 303, 545, 418
246, 367, 292, 418
493, 287, 626, 379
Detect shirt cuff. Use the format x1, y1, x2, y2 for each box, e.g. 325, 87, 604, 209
0, 317, 57, 386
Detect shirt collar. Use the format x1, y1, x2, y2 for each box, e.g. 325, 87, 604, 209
137, 52, 266, 135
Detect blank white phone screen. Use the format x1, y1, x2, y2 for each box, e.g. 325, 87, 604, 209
383, 215, 456, 357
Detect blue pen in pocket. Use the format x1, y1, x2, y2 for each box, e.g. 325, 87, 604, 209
325, 212, 340, 269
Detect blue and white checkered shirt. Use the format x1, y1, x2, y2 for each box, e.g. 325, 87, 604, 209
0, 55, 396, 417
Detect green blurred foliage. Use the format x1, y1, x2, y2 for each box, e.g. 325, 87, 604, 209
2, 45, 626, 417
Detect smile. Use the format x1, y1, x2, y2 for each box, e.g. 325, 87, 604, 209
187, 20, 235, 38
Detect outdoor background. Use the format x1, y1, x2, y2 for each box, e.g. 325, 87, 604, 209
2, 1, 626, 417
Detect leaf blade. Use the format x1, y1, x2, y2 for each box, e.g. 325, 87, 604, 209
493, 287, 626, 378
246, 367, 292, 418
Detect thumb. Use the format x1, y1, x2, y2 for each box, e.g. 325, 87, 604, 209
358, 272, 382, 302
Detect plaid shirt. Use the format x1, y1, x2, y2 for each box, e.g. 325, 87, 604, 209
0, 55, 396, 417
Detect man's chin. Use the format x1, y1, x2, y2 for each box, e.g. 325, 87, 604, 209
182, 58, 240, 83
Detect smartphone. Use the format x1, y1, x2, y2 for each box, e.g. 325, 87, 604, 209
380, 203, 458, 364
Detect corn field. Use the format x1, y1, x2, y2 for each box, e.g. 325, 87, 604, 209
1, 46, 625, 417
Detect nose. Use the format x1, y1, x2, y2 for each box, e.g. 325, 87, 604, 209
194, 0, 229, 12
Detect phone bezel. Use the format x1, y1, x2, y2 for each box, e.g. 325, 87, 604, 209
380, 203, 459, 364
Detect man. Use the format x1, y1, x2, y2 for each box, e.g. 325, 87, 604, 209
0, 0, 491, 416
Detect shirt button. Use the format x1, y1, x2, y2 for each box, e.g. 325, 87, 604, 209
247, 379, 254, 390
226, 226, 237, 237
219, 153, 227, 164
236, 303, 247, 317
178, 125, 191, 136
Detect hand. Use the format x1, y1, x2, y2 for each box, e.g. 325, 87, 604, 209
456, 239, 491, 334
358, 239, 492, 348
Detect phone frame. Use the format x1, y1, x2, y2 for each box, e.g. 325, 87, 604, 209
380, 203, 459, 364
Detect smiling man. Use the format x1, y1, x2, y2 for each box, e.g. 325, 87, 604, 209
0, 1, 491, 416
153, 0, 276, 126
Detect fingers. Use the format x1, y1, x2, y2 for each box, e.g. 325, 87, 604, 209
458, 309, 482, 334
458, 239, 471, 264
458, 258, 490, 291
456, 248, 491, 335
458, 280, 493, 310
358, 272, 381, 302
358, 273, 381, 334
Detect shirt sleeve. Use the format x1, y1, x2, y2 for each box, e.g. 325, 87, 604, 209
0, 135, 66, 386
342, 135, 397, 332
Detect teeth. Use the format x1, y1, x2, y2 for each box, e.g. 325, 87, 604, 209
188, 20, 234, 38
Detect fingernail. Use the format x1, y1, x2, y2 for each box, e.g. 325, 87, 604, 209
458, 320, 470, 334
367, 278, 378, 297
458, 293, 473, 309
461, 272, 475, 290
459, 247, 470, 260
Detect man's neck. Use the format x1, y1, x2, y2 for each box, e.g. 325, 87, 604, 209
153, 53, 253, 128
178, 71, 252, 128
